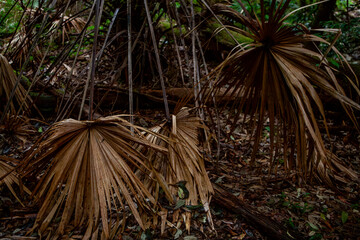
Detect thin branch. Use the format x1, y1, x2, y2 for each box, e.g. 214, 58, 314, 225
190, 0, 203, 119
1, 0, 56, 124
144, 0, 170, 119
127, 0, 134, 131
96, 8, 119, 64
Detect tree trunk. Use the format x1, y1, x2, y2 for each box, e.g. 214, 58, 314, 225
312, 0, 337, 28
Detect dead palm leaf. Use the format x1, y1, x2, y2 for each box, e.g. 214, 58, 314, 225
205, 0, 360, 185
4, 25, 42, 67
0, 114, 36, 146
50, 14, 86, 44
21, 115, 167, 238
137, 107, 214, 232
0, 156, 31, 207
0, 54, 32, 114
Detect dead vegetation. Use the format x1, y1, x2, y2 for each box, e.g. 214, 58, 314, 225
0, 0, 359, 239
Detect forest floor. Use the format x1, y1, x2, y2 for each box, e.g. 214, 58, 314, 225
0, 107, 359, 240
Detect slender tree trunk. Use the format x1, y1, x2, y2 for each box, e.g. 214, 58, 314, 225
312, 0, 337, 28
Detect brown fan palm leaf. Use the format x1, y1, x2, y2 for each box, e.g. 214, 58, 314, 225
137, 107, 213, 232
205, 0, 360, 184
0, 54, 31, 113
21, 116, 167, 238
50, 14, 86, 44
0, 156, 31, 207
4, 25, 42, 67
0, 114, 36, 146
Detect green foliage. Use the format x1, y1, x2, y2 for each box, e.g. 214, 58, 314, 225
341, 211, 349, 224
321, 18, 360, 56
336, 0, 357, 11
231, 0, 314, 25
0, 0, 23, 35
230, 0, 360, 57
231, 0, 272, 20
206, 21, 252, 47
279, 192, 314, 215
287, 217, 296, 229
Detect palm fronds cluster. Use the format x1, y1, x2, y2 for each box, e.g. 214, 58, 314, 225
0, 54, 31, 114
137, 107, 214, 232
0, 0, 359, 238
18, 110, 212, 238
50, 14, 87, 44
205, 0, 360, 184
0, 156, 31, 206
0, 114, 36, 146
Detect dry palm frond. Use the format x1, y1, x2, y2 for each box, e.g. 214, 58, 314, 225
0, 156, 31, 207
0, 114, 36, 146
4, 26, 42, 66
49, 14, 86, 44
137, 107, 213, 232
21, 116, 167, 239
0, 54, 32, 113
205, 0, 360, 184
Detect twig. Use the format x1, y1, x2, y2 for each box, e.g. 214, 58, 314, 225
1, 0, 56, 124
144, 0, 170, 119
127, 0, 134, 131
78, 0, 98, 120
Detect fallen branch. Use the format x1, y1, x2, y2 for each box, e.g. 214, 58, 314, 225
212, 183, 305, 240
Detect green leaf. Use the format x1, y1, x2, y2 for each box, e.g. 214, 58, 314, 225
308, 231, 316, 236
174, 229, 183, 239
38, 127, 43, 133
215, 176, 224, 183
283, 201, 290, 207
174, 199, 186, 210
308, 221, 319, 230
185, 204, 203, 210
175, 181, 189, 199
184, 236, 197, 240
178, 187, 184, 199
141, 229, 153, 240
288, 218, 295, 229
328, 58, 339, 69
341, 211, 348, 224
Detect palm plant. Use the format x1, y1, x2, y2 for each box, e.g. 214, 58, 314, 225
0, 54, 31, 114
4, 25, 42, 67
49, 14, 86, 44
21, 116, 168, 238
137, 107, 214, 232
0, 114, 36, 146
205, 0, 360, 184
0, 156, 31, 207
